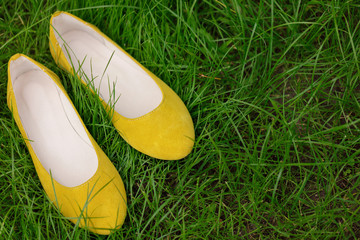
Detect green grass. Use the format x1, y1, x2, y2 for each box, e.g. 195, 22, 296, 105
1, 0, 360, 239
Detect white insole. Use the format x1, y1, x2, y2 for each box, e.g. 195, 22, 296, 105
12, 67, 98, 187
58, 30, 163, 119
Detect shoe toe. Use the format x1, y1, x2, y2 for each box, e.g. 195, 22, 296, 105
87, 191, 127, 235
144, 116, 194, 160
113, 80, 195, 160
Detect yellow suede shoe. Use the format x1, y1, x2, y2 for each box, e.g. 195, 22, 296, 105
7, 54, 127, 235
49, 11, 195, 160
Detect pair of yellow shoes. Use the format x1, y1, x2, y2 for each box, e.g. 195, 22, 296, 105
7, 11, 195, 235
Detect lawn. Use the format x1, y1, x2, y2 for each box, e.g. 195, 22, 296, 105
1, 0, 360, 239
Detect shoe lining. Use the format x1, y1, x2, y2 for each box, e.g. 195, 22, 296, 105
10, 56, 98, 187
52, 13, 163, 119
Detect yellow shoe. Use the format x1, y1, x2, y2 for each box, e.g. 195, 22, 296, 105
49, 11, 195, 160
7, 54, 127, 235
